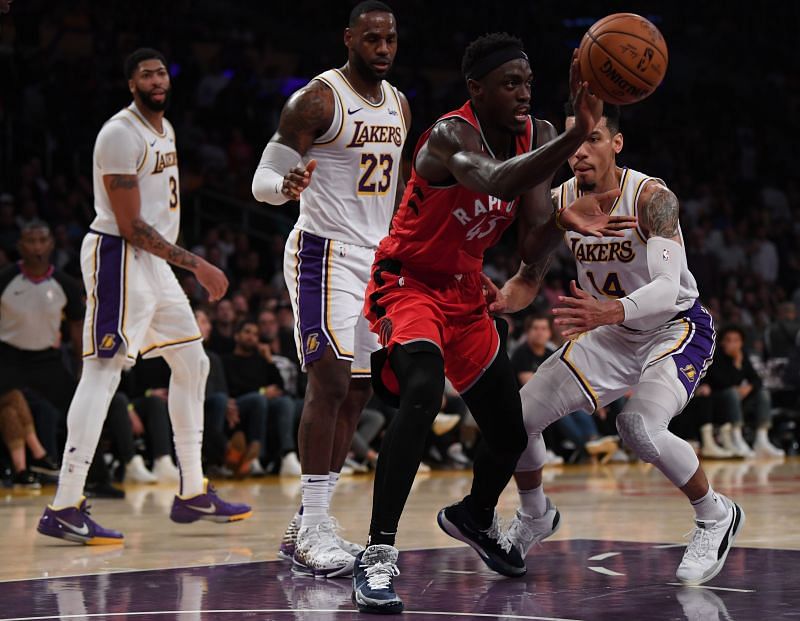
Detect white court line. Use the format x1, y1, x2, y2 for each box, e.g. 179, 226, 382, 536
666, 583, 756, 593
441, 569, 477, 575
651, 544, 685, 549
587, 566, 625, 577
587, 552, 621, 561
0, 609, 585, 621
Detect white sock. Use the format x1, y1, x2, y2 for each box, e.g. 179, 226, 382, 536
754, 427, 771, 445
328, 471, 340, 505
691, 486, 728, 522
518, 484, 547, 518
53, 357, 124, 508
162, 343, 208, 497
300, 474, 329, 530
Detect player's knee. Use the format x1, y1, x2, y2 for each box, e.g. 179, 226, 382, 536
616, 412, 660, 463
403, 368, 444, 415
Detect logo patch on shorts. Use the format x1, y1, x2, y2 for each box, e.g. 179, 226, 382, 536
679, 363, 697, 382
99, 333, 117, 350
305, 333, 320, 355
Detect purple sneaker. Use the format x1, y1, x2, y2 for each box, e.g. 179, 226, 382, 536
37, 497, 124, 545
170, 479, 253, 524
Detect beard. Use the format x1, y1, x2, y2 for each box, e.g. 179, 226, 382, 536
136, 86, 171, 112
577, 181, 596, 192
351, 50, 389, 81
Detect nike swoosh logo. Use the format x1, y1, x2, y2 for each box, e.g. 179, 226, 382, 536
150, 139, 157, 147
56, 517, 89, 536
347, 107, 362, 115
307, 479, 328, 484
187, 503, 217, 514
13, 290, 24, 295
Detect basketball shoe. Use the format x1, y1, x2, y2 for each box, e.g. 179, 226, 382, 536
37, 497, 124, 545
352, 544, 403, 614
169, 479, 253, 524
279, 512, 363, 560
437, 498, 526, 577
292, 521, 356, 578
505, 497, 561, 557
676, 495, 745, 585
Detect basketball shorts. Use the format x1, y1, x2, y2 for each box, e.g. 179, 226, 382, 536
283, 228, 379, 376
364, 259, 500, 396
80, 230, 202, 365
552, 299, 715, 411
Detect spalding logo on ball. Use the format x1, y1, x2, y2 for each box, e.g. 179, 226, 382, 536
578, 13, 668, 105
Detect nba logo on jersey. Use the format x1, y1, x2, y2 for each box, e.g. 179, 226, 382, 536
679, 363, 697, 382
99, 333, 117, 351
305, 333, 320, 355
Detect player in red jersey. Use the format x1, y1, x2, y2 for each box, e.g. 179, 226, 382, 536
352, 33, 635, 614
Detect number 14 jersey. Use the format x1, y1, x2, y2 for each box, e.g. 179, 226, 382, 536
297, 69, 406, 248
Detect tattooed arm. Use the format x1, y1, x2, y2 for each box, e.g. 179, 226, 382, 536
103, 174, 228, 301
638, 182, 681, 242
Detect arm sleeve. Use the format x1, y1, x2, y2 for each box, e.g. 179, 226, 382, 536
619, 237, 682, 325
95, 121, 145, 175
251, 142, 303, 205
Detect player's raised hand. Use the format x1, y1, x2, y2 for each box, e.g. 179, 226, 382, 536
282, 159, 317, 201
572, 80, 604, 137
195, 258, 229, 302
569, 49, 581, 101
558, 188, 637, 238
552, 279, 624, 336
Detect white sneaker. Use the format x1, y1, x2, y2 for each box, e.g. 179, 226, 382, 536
675, 586, 731, 620
753, 438, 785, 458
329, 516, 365, 556
280, 451, 302, 475
292, 522, 356, 578
446, 442, 471, 466
506, 497, 561, 557
700, 442, 735, 459
432, 413, 460, 436
125, 455, 157, 484
249, 458, 265, 476
152, 455, 180, 483
676, 495, 745, 585
278, 512, 301, 561
544, 450, 564, 465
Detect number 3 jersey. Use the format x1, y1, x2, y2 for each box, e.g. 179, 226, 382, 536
296, 69, 406, 248
556, 167, 699, 331
90, 103, 180, 244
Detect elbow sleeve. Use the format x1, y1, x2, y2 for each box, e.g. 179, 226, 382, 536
252, 142, 302, 205
619, 237, 682, 324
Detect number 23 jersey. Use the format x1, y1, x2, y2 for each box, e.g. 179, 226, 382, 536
296, 69, 406, 248
556, 167, 699, 331
91, 103, 181, 244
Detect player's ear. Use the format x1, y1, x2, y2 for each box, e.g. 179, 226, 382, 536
128, 78, 135, 96
344, 27, 353, 49
466, 78, 482, 100
613, 131, 623, 155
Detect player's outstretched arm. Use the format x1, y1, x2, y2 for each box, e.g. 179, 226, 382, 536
104, 174, 228, 301
252, 81, 334, 204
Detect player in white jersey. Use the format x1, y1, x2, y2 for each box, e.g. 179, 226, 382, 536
38, 48, 251, 546
487, 103, 743, 586
252, 1, 410, 577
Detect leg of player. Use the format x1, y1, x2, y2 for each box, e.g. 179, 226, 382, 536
506, 358, 592, 557
353, 345, 444, 614
436, 351, 529, 577
615, 360, 745, 586
161, 342, 252, 525
37, 356, 127, 545
291, 346, 357, 578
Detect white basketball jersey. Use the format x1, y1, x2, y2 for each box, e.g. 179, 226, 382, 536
91, 104, 180, 244
295, 69, 406, 248
556, 167, 699, 331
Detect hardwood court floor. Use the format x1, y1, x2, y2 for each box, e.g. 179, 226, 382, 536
1, 458, 799, 620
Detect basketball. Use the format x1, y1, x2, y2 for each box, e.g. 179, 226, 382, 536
578, 13, 668, 105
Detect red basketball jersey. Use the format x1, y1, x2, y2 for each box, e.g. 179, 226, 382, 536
376, 101, 534, 276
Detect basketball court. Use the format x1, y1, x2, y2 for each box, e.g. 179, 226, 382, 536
3, 458, 799, 620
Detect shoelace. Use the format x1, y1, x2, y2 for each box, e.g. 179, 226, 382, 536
683, 526, 713, 562
315, 522, 350, 554
364, 561, 400, 590
486, 516, 513, 554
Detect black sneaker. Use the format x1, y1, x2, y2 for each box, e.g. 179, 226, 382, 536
13, 469, 42, 489
85, 481, 126, 500
29, 454, 60, 477
352, 545, 403, 614
437, 499, 526, 577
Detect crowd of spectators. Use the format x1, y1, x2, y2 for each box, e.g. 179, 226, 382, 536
1, 2, 800, 488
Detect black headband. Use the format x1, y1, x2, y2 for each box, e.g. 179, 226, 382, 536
465, 47, 528, 81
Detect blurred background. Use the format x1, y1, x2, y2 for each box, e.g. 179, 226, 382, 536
1, 1, 800, 486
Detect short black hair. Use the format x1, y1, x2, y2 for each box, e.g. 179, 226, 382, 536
718, 325, 746, 342
462, 32, 524, 79
20, 219, 51, 235
349, 1, 393, 26
123, 47, 167, 80
234, 319, 258, 334
564, 100, 621, 134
